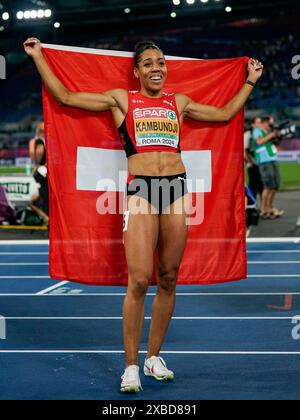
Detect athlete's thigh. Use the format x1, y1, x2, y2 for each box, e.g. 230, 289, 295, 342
123, 196, 159, 277
156, 196, 189, 273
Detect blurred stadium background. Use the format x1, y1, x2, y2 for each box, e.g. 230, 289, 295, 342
0, 0, 300, 227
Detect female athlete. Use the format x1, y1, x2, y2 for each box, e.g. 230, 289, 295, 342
23, 38, 263, 393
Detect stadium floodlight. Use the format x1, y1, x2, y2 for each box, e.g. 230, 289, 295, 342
186, 0, 195, 4
124, 8, 131, 13
200, 0, 209, 3
171, 12, 177, 18
172, 0, 181, 5
44, 9, 52, 18
2, 12, 9, 20
30, 10, 37, 19
54, 22, 60, 28
14, 8, 53, 20
225, 6, 232, 12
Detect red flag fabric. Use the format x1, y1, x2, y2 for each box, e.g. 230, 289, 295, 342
42, 44, 247, 286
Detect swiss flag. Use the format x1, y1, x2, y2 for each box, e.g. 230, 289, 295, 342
42, 44, 247, 286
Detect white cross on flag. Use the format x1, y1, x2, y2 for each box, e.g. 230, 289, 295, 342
42, 44, 247, 286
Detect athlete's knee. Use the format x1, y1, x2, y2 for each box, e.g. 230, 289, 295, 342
157, 267, 179, 294
128, 271, 151, 298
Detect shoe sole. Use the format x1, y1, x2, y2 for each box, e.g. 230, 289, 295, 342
144, 370, 174, 381
120, 385, 141, 393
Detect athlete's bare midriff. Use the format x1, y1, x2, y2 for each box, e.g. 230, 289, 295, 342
127, 151, 186, 176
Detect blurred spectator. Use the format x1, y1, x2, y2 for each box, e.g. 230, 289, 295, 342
29, 121, 44, 162
0, 186, 17, 225
29, 136, 49, 225
33, 135, 46, 170
252, 116, 283, 219
244, 117, 264, 201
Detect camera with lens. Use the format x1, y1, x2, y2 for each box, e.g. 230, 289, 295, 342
271, 120, 297, 145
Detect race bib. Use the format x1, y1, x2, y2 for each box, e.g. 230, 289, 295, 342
133, 107, 179, 148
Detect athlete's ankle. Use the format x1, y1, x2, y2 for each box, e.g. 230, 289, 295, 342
146, 353, 159, 360
125, 361, 139, 368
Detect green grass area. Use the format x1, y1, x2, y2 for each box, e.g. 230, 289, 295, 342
245, 162, 300, 190
0, 167, 26, 175
279, 162, 300, 190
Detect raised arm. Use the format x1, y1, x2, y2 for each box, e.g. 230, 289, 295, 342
176, 58, 264, 123
23, 37, 127, 113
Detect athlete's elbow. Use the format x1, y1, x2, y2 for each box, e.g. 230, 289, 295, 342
215, 105, 230, 123
221, 110, 231, 123
49, 93, 66, 107
58, 93, 69, 107
54, 96, 65, 107
56, 89, 72, 107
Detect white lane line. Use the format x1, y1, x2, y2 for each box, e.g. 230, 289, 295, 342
1, 261, 300, 266
2, 316, 297, 320
0, 263, 48, 266
0, 350, 299, 355
0, 276, 50, 279
1, 238, 299, 245
0, 253, 49, 255
36, 281, 70, 295
247, 238, 300, 243
1, 275, 300, 280
0, 292, 298, 297
248, 261, 300, 264
0, 240, 49, 245
0, 251, 300, 256
247, 250, 300, 253
249, 275, 300, 278
1, 249, 300, 253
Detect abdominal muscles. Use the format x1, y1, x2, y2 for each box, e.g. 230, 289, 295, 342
128, 152, 186, 176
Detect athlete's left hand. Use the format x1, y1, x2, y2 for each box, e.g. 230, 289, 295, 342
247, 58, 264, 83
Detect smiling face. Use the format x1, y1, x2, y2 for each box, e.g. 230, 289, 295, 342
134, 48, 167, 96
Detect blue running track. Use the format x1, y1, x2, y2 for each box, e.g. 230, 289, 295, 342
0, 240, 300, 400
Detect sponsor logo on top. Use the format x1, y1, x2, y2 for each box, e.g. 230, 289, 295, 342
134, 107, 177, 120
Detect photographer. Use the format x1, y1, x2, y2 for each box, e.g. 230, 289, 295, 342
244, 117, 264, 201
252, 116, 283, 219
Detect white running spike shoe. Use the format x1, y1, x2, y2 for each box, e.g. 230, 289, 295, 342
120, 365, 142, 393
144, 356, 174, 381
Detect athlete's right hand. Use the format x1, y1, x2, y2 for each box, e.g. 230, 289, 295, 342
23, 37, 42, 58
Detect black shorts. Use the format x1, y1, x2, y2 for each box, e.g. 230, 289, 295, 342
126, 172, 189, 215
